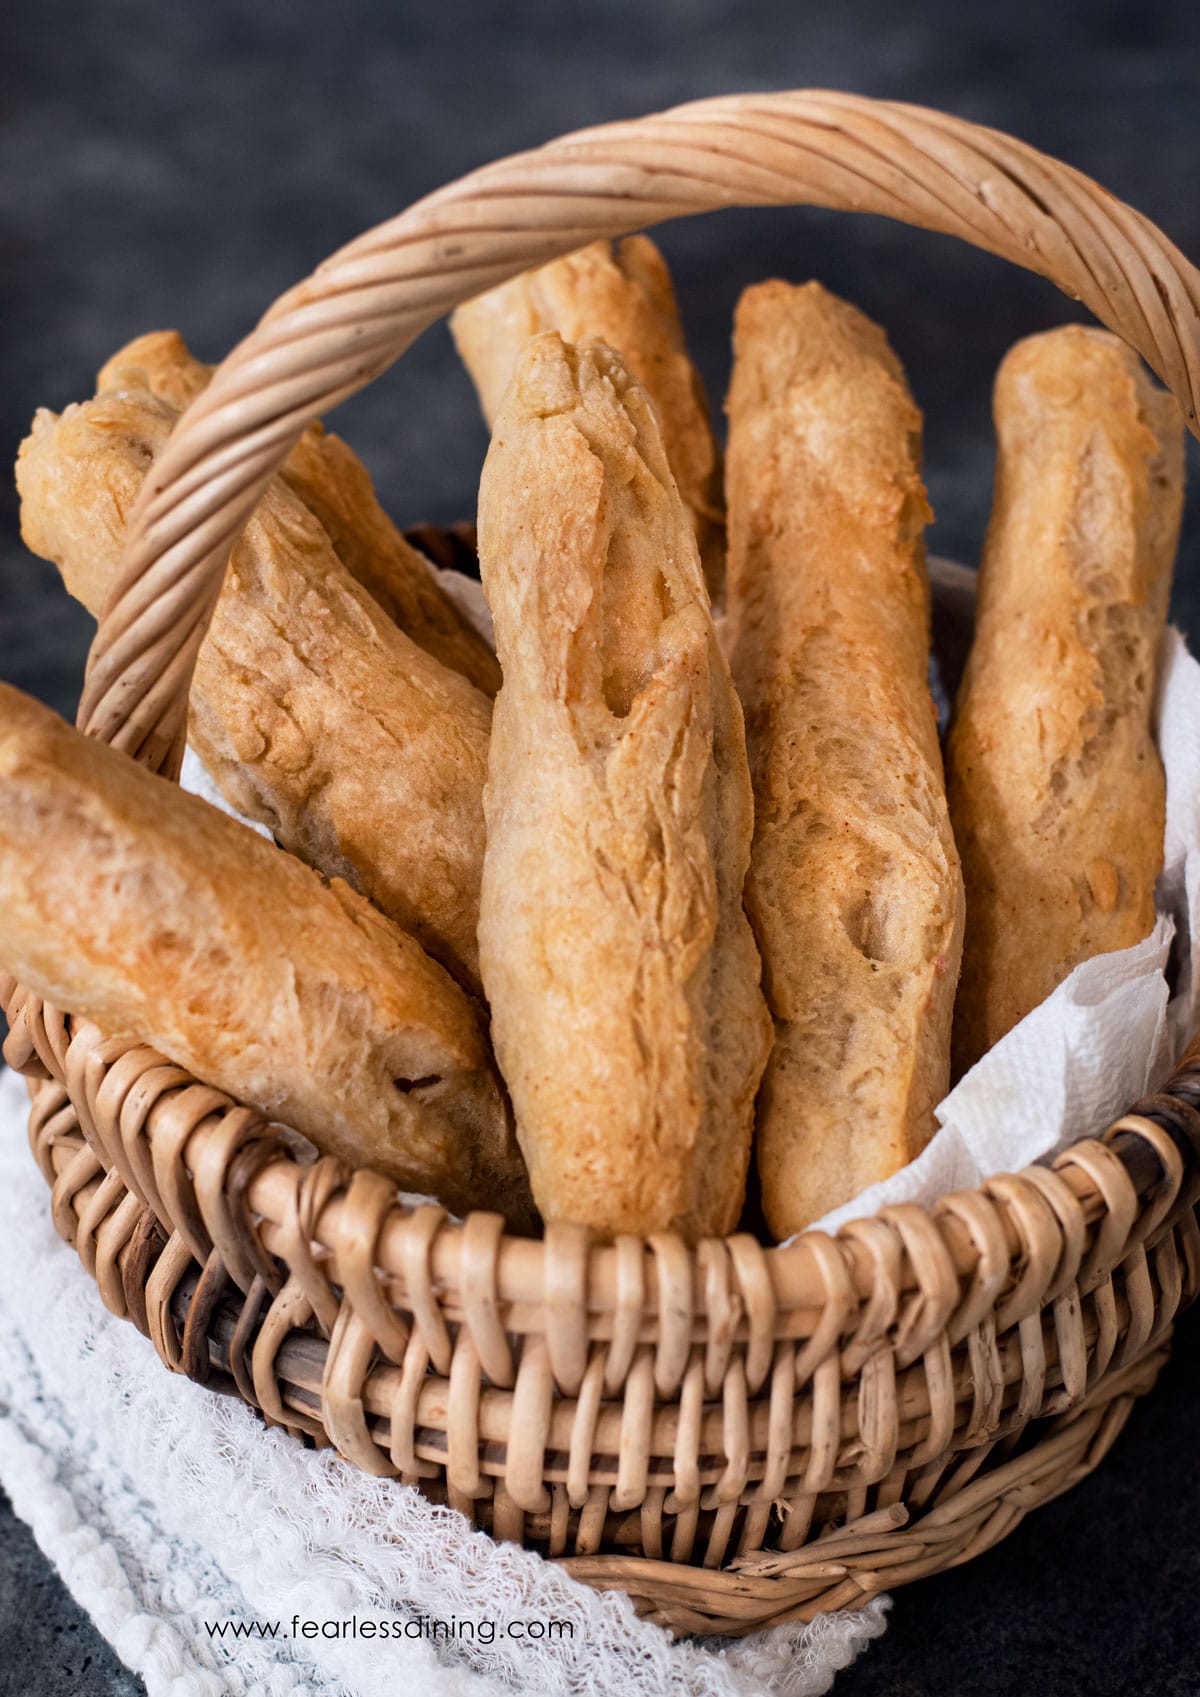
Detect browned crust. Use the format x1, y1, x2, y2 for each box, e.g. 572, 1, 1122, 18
97, 330, 502, 695
17, 382, 491, 992
451, 237, 725, 599
947, 326, 1184, 1073
725, 280, 964, 1237
477, 333, 770, 1240
0, 681, 530, 1221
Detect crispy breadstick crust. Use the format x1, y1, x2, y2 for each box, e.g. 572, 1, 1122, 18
96, 331, 501, 696
947, 326, 1183, 1073
452, 237, 725, 599
17, 385, 490, 992
725, 281, 964, 1239
0, 683, 530, 1222
477, 334, 770, 1241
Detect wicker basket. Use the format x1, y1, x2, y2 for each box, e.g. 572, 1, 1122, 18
5, 90, 1200, 1639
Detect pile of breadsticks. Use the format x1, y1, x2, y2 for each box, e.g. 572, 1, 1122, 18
4, 235, 1184, 1244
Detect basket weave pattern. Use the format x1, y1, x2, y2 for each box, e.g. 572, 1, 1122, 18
5, 91, 1200, 1634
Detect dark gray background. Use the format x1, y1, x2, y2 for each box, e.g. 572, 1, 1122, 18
3, 1, 1200, 1693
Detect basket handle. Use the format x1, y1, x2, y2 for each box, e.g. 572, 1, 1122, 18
76, 88, 1200, 776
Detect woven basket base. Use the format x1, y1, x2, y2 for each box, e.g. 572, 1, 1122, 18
185, 1255, 1160, 1635
177, 1255, 1165, 1635
16, 1057, 1172, 1637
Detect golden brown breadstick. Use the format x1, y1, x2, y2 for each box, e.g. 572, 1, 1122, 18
947, 326, 1184, 1073
725, 281, 964, 1238
17, 385, 490, 991
96, 330, 501, 696
452, 237, 725, 598
477, 333, 770, 1241
0, 682, 530, 1223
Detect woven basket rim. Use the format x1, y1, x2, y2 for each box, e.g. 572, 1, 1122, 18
8, 984, 1196, 1330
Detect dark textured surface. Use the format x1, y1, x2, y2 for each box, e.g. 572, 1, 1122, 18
0, 1497, 137, 1697
2, 1, 1200, 1692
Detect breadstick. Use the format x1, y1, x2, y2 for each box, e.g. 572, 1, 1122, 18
725, 281, 964, 1237
947, 326, 1184, 1073
17, 385, 490, 991
476, 333, 770, 1241
97, 330, 501, 695
0, 682, 530, 1223
452, 236, 725, 598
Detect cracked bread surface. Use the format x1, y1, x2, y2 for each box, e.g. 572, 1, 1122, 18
477, 332, 770, 1241
0, 682, 530, 1222
96, 329, 502, 695
453, 236, 725, 599
17, 382, 491, 992
947, 326, 1184, 1074
725, 280, 964, 1238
